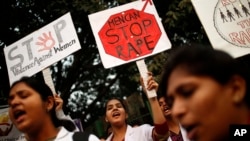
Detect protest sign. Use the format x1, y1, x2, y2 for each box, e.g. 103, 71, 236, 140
0, 106, 25, 141
4, 12, 81, 85
88, 0, 171, 68
191, 0, 250, 58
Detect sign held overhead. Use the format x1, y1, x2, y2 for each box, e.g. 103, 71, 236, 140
88, 0, 171, 68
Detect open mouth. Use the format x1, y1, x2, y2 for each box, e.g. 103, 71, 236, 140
163, 106, 170, 112
13, 110, 26, 121
112, 111, 120, 118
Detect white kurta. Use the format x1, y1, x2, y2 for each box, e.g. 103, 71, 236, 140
106, 124, 154, 141
55, 127, 100, 141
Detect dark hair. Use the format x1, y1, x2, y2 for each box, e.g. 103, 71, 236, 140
104, 97, 128, 113
157, 93, 166, 100
105, 124, 112, 137
9, 76, 76, 131
159, 45, 250, 107
157, 94, 174, 109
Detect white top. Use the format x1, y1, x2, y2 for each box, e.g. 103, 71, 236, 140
180, 125, 190, 141
106, 124, 154, 141
18, 127, 100, 141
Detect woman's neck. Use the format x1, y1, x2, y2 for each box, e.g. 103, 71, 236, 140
111, 124, 127, 141
26, 121, 59, 141
166, 116, 180, 134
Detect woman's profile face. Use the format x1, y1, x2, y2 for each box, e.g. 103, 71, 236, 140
105, 99, 127, 126
158, 97, 171, 117
167, 67, 238, 141
8, 82, 48, 133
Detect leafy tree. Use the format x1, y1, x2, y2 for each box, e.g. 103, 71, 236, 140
0, 0, 210, 129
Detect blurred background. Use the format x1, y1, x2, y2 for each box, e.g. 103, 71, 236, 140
0, 0, 221, 138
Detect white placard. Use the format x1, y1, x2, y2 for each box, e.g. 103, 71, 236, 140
191, 0, 250, 58
136, 59, 156, 98
88, 0, 171, 68
4, 12, 81, 85
42, 68, 56, 94
0, 107, 25, 140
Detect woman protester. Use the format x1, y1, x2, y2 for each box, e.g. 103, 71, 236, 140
159, 45, 250, 141
157, 94, 188, 141
104, 73, 169, 141
8, 76, 100, 141
147, 72, 188, 141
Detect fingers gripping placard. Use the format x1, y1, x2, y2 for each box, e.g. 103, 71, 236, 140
136, 59, 157, 98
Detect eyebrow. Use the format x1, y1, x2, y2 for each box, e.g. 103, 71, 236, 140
107, 102, 122, 107
107, 104, 113, 108
9, 90, 27, 98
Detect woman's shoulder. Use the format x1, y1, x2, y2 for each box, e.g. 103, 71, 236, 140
55, 127, 74, 140
136, 124, 153, 130
126, 124, 154, 136
126, 124, 154, 140
126, 124, 153, 131
139, 124, 152, 127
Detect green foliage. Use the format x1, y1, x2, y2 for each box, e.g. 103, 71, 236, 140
163, 0, 209, 46
0, 0, 210, 129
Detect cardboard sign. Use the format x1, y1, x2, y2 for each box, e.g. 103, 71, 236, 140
88, 0, 171, 68
4, 12, 81, 85
191, 0, 250, 58
98, 8, 162, 61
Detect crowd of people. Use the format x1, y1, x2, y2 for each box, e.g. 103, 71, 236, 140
6, 45, 250, 141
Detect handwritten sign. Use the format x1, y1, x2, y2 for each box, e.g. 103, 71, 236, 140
98, 8, 162, 61
4, 12, 81, 85
88, 0, 171, 68
191, 0, 250, 58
